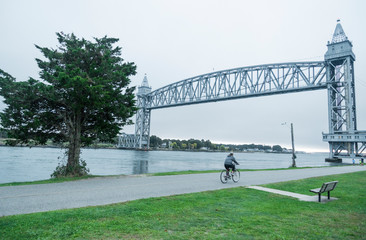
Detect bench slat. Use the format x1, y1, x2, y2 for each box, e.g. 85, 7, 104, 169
309, 181, 338, 202
324, 182, 337, 192
310, 188, 321, 193
313, 181, 338, 193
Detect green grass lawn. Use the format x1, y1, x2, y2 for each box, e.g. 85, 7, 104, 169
1, 171, 365, 239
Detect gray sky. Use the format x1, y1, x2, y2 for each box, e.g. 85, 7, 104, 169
1, 0, 366, 152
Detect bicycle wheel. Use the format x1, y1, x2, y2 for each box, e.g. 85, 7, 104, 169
232, 170, 240, 183
220, 170, 228, 183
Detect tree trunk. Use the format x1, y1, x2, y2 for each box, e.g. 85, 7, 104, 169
66, 113, 82, 176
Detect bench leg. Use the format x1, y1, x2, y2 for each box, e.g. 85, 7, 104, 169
328, 191, 330, 200
318, 193, 321, 202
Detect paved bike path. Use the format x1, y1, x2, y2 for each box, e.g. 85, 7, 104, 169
1, 166, 365, 217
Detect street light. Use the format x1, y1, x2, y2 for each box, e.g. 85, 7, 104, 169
281, 122, 297, 168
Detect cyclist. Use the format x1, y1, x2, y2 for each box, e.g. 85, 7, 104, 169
224, 152, 239, 177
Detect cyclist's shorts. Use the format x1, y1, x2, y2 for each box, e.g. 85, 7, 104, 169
224, 163, 236, 171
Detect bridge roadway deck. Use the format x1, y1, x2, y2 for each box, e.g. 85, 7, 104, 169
1, 166, 365, 217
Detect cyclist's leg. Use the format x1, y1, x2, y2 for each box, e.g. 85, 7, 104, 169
232, 164, 236, 174
224, 164, 231, 176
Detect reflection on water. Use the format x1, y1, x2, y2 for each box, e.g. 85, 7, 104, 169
132, 151, 149, 174
133, 160, 148, 174
0, 146, 347, 184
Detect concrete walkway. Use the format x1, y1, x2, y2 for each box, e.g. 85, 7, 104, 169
0, 166, 365, 217
246, 186, 337, 202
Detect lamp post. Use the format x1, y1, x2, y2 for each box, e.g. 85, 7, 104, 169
282, 122, 297, 168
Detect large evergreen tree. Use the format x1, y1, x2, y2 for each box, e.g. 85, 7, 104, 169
0, 32, 137, 177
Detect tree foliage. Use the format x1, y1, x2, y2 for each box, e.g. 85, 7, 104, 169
272, 145, 283, 152
150, 135, 163, 148
0, 33, 137, 177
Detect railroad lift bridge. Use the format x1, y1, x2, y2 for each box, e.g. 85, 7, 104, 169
118, 21, 366, 161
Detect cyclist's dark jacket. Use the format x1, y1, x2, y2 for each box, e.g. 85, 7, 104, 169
225, 155, 238, 165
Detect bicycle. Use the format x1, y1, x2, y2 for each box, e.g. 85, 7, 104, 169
220, 169, 240, 183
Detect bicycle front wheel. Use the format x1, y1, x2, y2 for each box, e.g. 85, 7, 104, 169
220, 170, 228, 184
232, 170, 240, 183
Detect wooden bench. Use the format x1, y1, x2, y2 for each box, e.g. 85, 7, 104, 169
309, 181, 338, 202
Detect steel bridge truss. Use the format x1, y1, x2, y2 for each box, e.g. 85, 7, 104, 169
121, 62, 328, 150
120, 60, 365, 158
327, 59, 357, 133
119, 22, 366, 159
147, 62, 327, 110
118, 133, 135, 149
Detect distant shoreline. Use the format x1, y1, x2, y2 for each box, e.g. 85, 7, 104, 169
0, 144, 314, 154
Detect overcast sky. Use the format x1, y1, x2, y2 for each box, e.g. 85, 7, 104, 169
1, 0, 366, 152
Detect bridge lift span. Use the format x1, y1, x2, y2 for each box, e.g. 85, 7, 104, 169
118, 21, 366, 161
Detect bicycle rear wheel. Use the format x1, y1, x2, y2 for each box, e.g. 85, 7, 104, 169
220, 170, 228, 183
232, 170, 240, 182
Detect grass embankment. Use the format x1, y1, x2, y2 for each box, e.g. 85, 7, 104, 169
1, 170, 365, 239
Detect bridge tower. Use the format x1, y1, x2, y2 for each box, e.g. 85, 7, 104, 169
323, 20, 364, 160
134, 74, 152, 149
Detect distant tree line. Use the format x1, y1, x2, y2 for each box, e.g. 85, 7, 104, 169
149, 135, 285, 152
150, 136, 214, 150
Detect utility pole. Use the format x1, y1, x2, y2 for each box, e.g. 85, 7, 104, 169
291, 123, 297, 168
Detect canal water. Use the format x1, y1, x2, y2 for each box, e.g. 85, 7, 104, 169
0, 146, 344, 184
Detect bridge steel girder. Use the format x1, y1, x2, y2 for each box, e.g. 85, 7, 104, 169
146, 62, 327, 110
